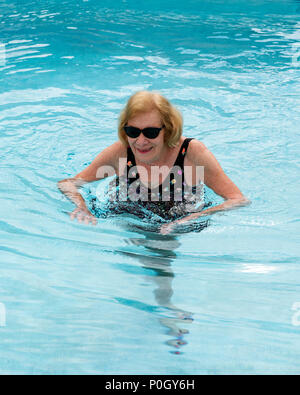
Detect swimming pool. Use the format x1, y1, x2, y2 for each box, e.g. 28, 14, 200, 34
0, 0, 299, 374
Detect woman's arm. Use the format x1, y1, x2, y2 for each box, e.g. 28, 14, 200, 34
57, 141, 125, 224
188, 139, 250, 213
160, 140, 250, 234
172, 196, 250, 226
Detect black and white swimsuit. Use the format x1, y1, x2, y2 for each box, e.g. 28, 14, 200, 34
89, 138, 211, 222
114, 138, 204, 219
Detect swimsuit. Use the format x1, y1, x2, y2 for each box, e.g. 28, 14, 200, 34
89, 137, 211, 224
114, 137, 205, 219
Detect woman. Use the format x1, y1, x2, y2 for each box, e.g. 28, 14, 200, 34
57, 91, 250, 233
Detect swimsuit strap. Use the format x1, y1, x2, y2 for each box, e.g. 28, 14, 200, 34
173, 137, 194, 168
127, 144, 136, 168
169, 138, 194, 200
116, 146, 136, 189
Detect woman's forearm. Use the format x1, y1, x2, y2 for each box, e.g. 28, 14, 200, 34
176, 196, 251, 225
57, 178, 89, 211
160, 196, 251, 234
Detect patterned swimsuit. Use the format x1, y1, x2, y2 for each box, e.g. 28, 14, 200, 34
89, 138, 212, 226
113, 138, 205, 220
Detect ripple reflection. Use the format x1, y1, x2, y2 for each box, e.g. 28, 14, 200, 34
118, 224, 198, 355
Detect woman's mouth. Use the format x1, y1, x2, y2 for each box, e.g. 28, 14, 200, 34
136, 147, 153, 154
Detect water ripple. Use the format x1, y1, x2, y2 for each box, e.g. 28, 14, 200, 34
0, 0, 300, 375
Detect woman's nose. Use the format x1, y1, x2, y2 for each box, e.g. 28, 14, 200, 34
136, 132, 148, 145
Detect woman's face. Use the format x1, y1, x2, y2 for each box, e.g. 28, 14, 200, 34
126, 109, 166, 164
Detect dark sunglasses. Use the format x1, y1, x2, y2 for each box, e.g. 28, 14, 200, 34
124, 125, 164, 139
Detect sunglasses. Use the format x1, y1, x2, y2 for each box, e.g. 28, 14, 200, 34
124, 125, 164, 139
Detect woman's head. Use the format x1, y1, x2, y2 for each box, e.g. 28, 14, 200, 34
118, 91, 183, 148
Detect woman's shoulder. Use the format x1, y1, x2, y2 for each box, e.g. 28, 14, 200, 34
91, 141, 127, 171
102, 140, 126, 159
185, 137, 209, 164
185, 137, 207, 154
110, 140, 127, 156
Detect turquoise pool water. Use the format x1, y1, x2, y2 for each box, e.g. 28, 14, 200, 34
0, 0, 300, 374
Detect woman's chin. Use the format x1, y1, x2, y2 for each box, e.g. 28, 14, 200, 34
135, 147, 157, 163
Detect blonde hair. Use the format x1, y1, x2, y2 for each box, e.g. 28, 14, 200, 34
118, 91, 183, 148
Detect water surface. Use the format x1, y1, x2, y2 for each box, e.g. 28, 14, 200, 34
0, 0, 300, 374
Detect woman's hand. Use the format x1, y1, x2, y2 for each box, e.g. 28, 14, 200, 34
160, 222, 176, 235
159, 212, 206, 235
69, 207, 98, 226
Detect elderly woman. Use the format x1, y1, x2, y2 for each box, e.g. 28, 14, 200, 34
58, 91, 249, 233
